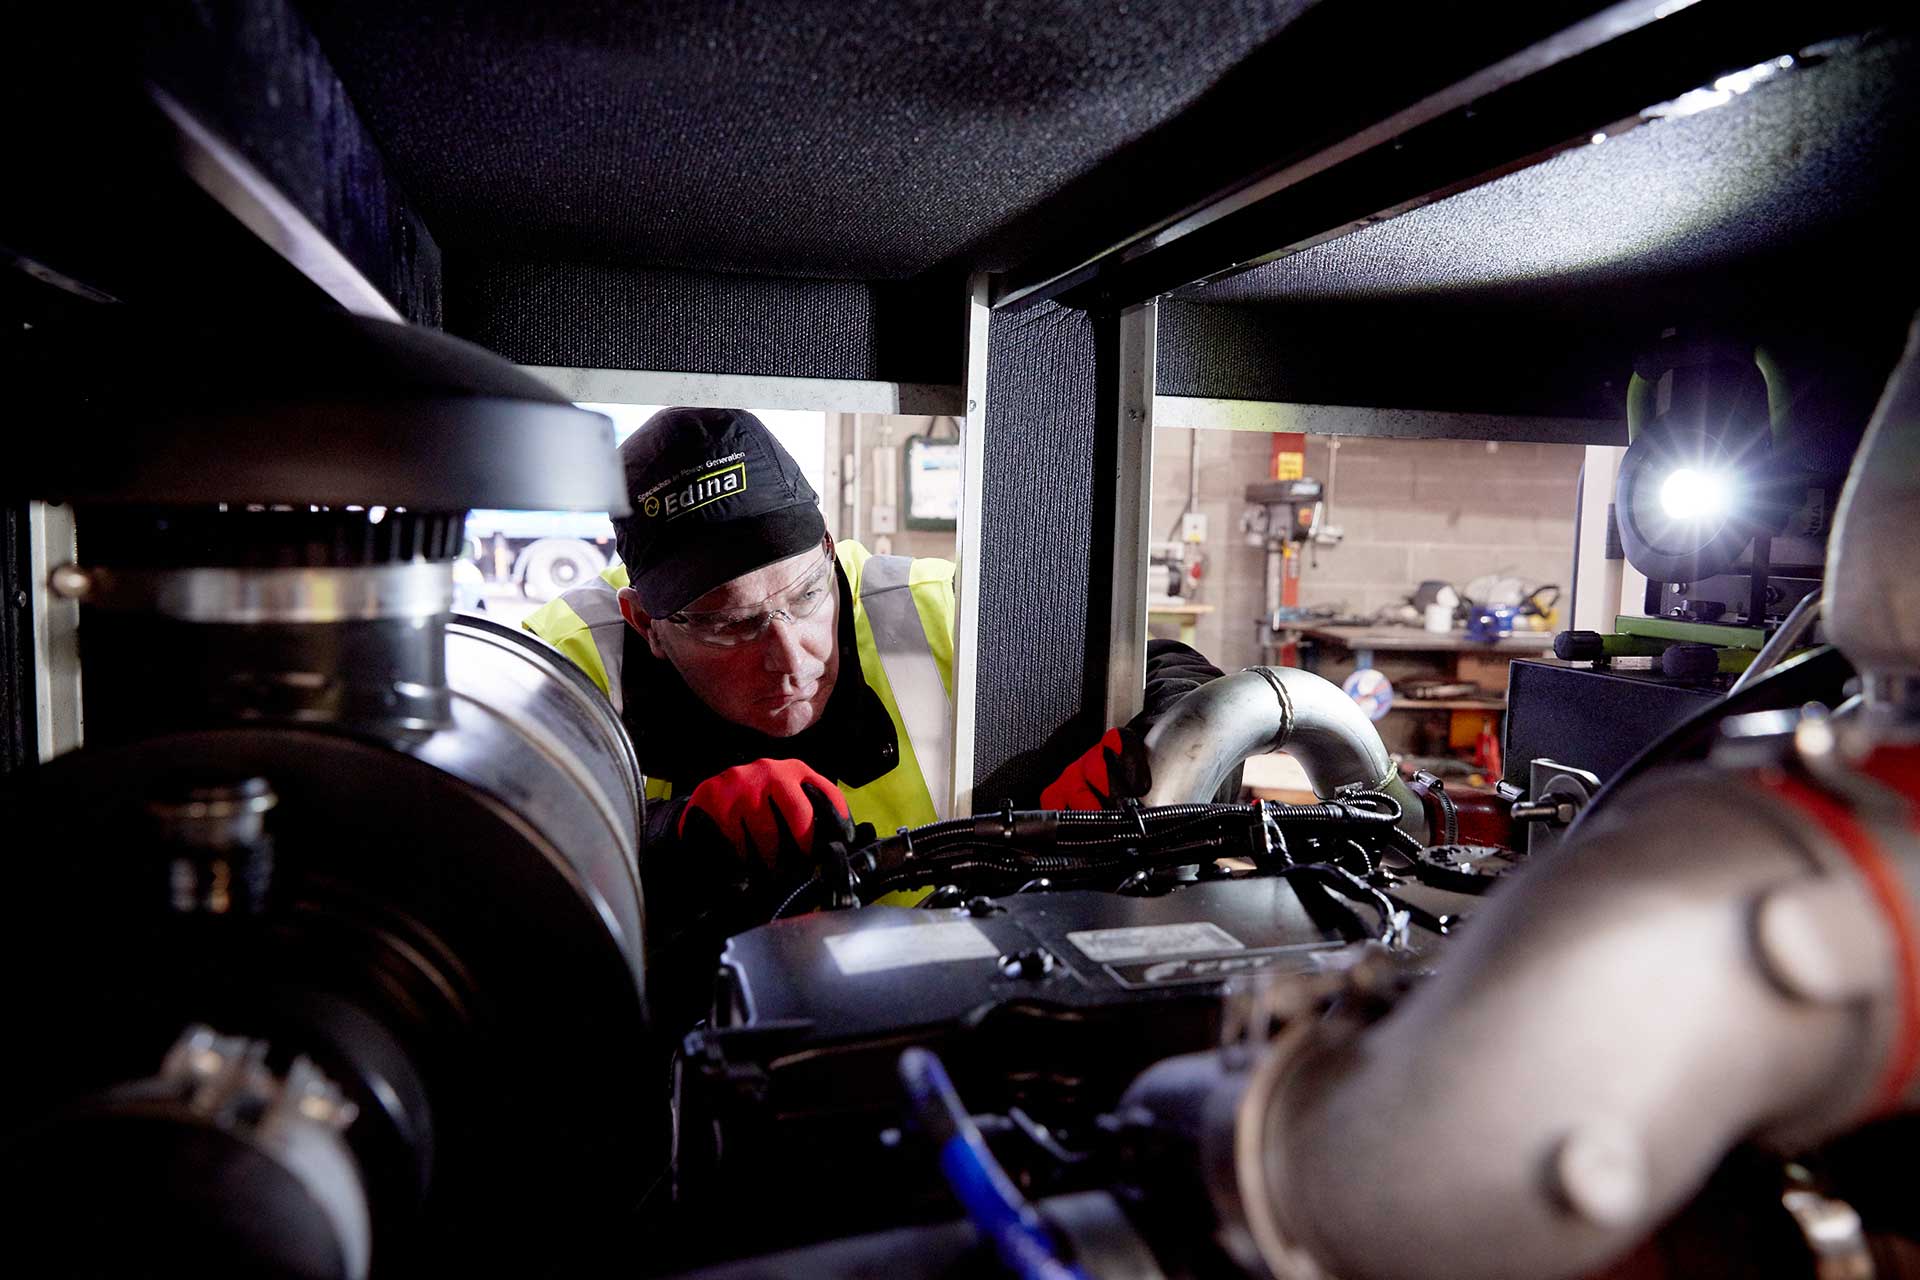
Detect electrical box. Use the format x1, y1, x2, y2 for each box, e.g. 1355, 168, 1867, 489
903, 433, 961, 531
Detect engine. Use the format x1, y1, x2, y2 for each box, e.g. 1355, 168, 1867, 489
0, 312, 655, 1275
4, 307, 1917, 1280
659, 320, 1920, 1280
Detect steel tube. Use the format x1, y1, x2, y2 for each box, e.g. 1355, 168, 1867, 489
1232, 766, 1915, 1280
1827, 314, 1920, 709
1140, 666, 1424, 836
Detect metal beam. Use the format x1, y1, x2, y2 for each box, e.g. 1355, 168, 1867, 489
1154, 396, 1623, 445
1101, 302, 1157, 730
522, 366, 964, 417
947, 276, 993, 816
996, 0, 1896, 311
28, 501, 82, 762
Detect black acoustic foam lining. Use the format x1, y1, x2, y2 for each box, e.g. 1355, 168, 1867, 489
145, 1, 444, 325
1157, 297, 1635, 423
295, 0, 1330, 282
970, 302, 1105, 809
1158, 33, 1919, 419
4, 2, 441, 324
1184, 32, 1917, 313
449, 259, 959, 383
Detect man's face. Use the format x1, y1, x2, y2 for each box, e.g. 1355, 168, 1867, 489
624, 543, 840, 737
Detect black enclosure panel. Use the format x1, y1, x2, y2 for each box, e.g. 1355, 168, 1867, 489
449, 260, 960, 384
296, 0, 1339, 281
1153, 30, 1919, 426
971, 303, 1105, 809
1184, 31, 1918, 316
142, 1, 443, 325
6, 3, 440, 325
1158, 297, 1634, 427
1158, 292, 1912, 448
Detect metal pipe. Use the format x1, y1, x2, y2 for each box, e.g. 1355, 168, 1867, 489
1221, 761, 1917, 1280
1141, 667, 1424, 837
1728, 583, 1823, 695
1827, 312, 1920, 712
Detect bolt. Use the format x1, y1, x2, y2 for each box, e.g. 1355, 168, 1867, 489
1795, 715, 1837, 762
1551, 1123, 1647, 1226
1754, 877, 1890, 1004
47, 563, 92, 601
1511, 800, 1575, 826
998, 948, 1056, 980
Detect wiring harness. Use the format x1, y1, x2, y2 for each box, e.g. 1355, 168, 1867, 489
774, 794, 1508, 948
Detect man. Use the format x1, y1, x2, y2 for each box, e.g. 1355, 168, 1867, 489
523, 407, 959, 872
524, 408, 1223, 1012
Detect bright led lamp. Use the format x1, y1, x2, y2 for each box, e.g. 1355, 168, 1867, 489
1658, 466, 1733, 521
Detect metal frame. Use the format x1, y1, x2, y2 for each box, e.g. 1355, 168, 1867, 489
1101, 302, 1158, 730
1155, 397, 1622, 445
522, 367, 964, 417
29, 501, 82, 761
1570, 445, 1628, 632
947, 276, 992, 815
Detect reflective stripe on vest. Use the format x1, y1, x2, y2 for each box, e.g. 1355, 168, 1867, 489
858, 554, 952, 821
556, 577, 629, 714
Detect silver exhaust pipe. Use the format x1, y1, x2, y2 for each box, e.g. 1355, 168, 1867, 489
1141, 666, 1425, 839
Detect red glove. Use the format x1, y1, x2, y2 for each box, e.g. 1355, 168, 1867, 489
1040, 726, 1153, 811
678, 759, 852, 868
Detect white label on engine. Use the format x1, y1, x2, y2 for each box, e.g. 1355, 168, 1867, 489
1065, 922, 1244, 963
825, 921, 1000, 976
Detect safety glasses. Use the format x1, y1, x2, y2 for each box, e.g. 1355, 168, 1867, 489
664, 550, 836, 647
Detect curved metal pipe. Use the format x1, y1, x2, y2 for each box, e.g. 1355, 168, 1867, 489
1141, 667, 1424, 837
1827, 312, 1920, 711
1226, 764, 1915, 1280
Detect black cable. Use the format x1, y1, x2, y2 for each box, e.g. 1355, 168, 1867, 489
1300, 863, 1402, 945
843, 798, 1419, 906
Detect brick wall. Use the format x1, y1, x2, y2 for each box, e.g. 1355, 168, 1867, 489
1151, 429, 1584, 670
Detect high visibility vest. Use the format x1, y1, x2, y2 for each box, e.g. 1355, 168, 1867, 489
521, 540, 957, 832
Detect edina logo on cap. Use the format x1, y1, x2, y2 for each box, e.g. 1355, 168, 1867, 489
646, 461, 746, 520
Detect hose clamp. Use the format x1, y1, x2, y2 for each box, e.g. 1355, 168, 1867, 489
49, 561, 454, 624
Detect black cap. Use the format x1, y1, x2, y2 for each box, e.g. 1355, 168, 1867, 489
614, 408, 827, 616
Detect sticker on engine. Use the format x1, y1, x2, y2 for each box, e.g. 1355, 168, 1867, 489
825, 921, 1000, 976
1105, 943, 1342, 988
1065, 922, 1243, 963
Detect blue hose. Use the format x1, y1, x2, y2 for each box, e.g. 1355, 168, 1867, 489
898, 1047, 1089, 1280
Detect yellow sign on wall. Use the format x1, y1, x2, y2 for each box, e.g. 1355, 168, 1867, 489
1273, 451, 1304, 480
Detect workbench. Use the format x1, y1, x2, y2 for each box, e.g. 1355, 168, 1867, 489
1147, 600, 1214, 648
1296, 624, 1554, 673
1289, 624, 1555, 767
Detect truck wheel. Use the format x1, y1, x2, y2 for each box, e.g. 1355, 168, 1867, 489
519, 538, 606, 602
